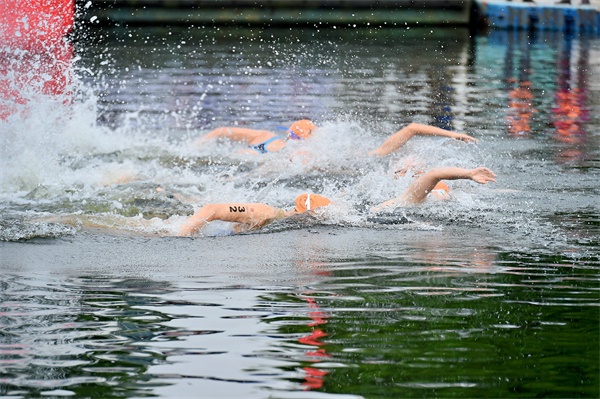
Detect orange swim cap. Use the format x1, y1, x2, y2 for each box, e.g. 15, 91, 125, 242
433, 181, 449, 191
294, 193, 331, 213
431, 181, 450, 200
288, 120, 317, 140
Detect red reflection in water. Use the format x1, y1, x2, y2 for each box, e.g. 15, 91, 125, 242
501, 34, 593, 168
298, 295, 332, 390
302, 366, 330, 389
550, 39, 590, 165
552, 86, 589, 144
299, 328, 328, 346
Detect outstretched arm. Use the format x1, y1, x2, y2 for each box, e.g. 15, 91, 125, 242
191, 127, 277, 147
371, 167, 496, 211
179, 202, 283, 236
369, 123, 478, 157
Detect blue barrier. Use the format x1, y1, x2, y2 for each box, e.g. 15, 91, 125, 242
478, 1, 599, 33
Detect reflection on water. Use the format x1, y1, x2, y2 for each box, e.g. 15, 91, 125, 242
490, 29, 598, 169
1, 232, 598, 397
0, 275, 174, 396
552, 34, 592, 169
0, 22, 599, 398
297, 293, 331, 391
78, 26, 476, 133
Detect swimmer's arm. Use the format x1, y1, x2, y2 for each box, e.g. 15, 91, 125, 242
370, 167, 496, 211
192, 127, 277, 147
370, 123, 478, 157
179, 203, 280, 236
401, 167, 496, 205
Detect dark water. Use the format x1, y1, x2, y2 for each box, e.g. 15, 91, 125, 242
1, 25, 599, 398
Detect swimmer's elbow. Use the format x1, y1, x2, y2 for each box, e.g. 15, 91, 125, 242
369, 148, 384, 157
179, 226, 193, 237
406, 123, 424, 133
179, 221, 204, 237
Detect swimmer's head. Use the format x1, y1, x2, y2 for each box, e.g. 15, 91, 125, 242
288, 120, 317, 140
294, 193, 331, 213
433, 181, 449, 191
431, 181, 450, 200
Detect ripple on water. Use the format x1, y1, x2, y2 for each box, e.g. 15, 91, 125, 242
0, 24, 598, 398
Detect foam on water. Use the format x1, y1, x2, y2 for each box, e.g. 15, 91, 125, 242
0, 219, 77, 241
0, 72, 518, 241
3, 27, 595, 246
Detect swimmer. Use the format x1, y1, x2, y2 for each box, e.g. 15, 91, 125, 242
179, 193, 331, 236
179, 167, 496, 236
192, 120, 478, 156
370, 167, 497, 212
192, 119, 316, 155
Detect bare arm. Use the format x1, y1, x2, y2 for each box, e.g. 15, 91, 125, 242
371, 167, 496, 211
191, 127, 277, 147
179, 202, 284, 236
369, 123, 478, 157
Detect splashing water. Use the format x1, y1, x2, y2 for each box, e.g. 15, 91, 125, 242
1, 25, 598, 248
0, 21, 599, 399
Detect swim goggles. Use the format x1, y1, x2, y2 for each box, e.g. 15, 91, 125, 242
277, 127, 303, 141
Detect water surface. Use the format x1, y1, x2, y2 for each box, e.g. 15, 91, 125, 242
0, 25, 598, 398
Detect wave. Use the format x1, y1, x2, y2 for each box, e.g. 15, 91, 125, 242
0, 219, 78, 241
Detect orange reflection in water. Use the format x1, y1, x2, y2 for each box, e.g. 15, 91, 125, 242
552, 87, 588, 144
505, 78, 537, 138
407, 233, 497, 273
550, 38, 590, 165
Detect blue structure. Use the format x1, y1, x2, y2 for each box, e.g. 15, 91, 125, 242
476, 1, 599, 33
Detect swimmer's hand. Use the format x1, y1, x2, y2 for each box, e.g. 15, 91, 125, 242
469, 167, 496, 184
452, 133, 478, 144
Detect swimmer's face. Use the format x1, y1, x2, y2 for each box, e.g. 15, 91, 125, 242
288, 120, 317, 140
287, 129, 316, 141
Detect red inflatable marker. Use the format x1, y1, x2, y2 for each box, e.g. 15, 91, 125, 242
0, 0, 75, 119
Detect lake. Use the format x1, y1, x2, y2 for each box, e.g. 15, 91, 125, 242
0, 25, 598, 398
